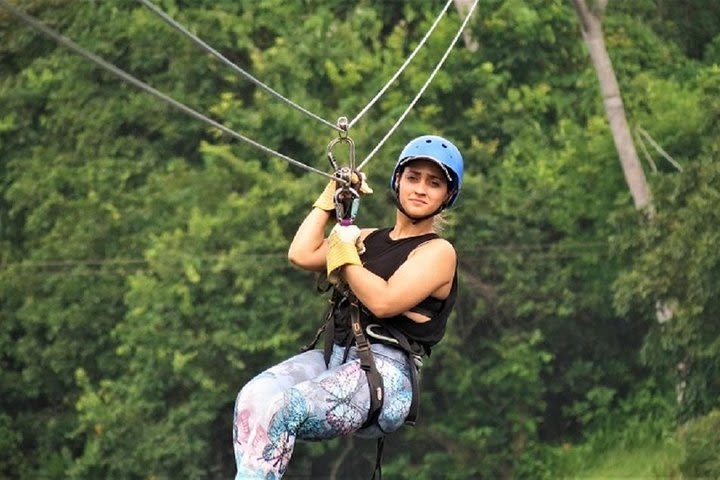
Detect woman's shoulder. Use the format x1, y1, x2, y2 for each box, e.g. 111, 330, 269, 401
359, 227, 379, 241
412, 236, 456, 259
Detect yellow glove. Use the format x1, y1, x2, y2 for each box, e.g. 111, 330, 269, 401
312, 171, 373, 212
326, 224, 364, 283
313, 180, 337, 211
354, 171, 374, 195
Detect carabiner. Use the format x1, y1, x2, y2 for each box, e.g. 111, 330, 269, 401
325, 121, 360, 225
326, 135, 356, 177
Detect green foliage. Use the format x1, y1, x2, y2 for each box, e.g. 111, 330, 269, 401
561, 441, 681, 480
383, 329, 552, 479
551, 379, 679, 478
679, 409, 720, 478
2, 0, 719, 478
613, 156, 720, 421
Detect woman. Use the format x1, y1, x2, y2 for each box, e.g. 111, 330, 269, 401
233, 135, 463, 479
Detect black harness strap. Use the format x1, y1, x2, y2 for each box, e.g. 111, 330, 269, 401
323, 300, 336, 367
371, 436, 385, 480
303, 291, 386, 430
300, 307, 329, 355
349, 298, 385, 429
302, 288, 424, 480
377, 322, 423, 425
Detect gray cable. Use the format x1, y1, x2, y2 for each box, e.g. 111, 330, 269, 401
347, 0, 454, 130
358, 0, 480, 171
0, 0, 340, 182
137, 0, 341, 132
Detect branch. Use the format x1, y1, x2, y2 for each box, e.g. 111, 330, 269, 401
457, 263, 505, 335
458, 263, 498, 306
634, 128, 658, 173
636, 126, 684, 172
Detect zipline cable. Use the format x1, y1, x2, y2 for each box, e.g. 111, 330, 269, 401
358, 0, 479, 171
0, 0, 342, 182
137, 0, 341, 133
347, 0, 454, 130
138, 0, 455, 135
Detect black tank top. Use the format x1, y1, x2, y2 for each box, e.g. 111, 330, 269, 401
332, 227, 457, 355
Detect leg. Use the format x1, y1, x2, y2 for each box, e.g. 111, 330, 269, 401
292, 343, 414, 439
233, 349, 327, 480
233, 344, 412, 479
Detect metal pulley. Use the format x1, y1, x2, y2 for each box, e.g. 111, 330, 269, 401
326, 117, 360, 226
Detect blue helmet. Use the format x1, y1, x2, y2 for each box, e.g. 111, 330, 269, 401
390, 135, 464, 208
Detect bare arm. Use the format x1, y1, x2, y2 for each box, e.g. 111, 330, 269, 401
287, 208, 333, 272
342, 238, 456, 318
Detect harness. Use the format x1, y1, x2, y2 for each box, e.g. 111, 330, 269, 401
301, 282, 426, 480
307, 285, 425, 422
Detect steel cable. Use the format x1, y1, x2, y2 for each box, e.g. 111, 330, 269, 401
358, 0, 480, 170
3, 0, 480, 179
347, 0, 454, 130
137, 0, 341, 132
0, 0, 342, 182
138, 0, 458, 136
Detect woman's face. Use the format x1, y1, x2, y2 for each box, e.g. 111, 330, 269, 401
396, 159, 451, 215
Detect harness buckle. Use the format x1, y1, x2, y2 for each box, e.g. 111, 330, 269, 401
366, 324, 400, 346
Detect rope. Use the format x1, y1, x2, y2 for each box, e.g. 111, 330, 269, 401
137, 0, 341, 132
358, 0, 480, 171
0, 0, 342, 182
347, 0, 454, 130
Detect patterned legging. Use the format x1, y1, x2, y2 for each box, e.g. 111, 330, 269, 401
233, 343, 412, 480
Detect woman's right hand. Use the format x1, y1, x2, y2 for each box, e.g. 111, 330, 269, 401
312, 180, 338, 212
313, 170, 373, 212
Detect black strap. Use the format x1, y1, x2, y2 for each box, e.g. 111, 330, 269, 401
349, 299, 385, 429
308, 298, 423, 426
405, 355, 421, 426
374, 323, 423, 425
323, 302, 336, 367
371, 436, 384, 480
303, 290, 417, 480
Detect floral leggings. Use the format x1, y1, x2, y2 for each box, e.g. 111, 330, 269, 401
233, 343, 412, 480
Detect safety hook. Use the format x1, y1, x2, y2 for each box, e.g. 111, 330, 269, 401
324, 122, 359, 225
325, 130, 356, 178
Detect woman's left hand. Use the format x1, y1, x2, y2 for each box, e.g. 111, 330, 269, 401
326, 224, 364, 283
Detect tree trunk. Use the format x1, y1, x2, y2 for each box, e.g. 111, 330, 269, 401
571, 0, 653, 213
572, 3, 685, 407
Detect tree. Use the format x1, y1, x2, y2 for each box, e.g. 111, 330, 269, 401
2, 1, 718, 477
571, 0, 652, 212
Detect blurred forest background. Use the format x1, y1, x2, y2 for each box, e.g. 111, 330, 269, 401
2, 0, 720, 478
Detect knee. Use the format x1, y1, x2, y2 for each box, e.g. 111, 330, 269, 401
234, 388, 295, 448
265, 388, 309, 435
236, 372, 279, 408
